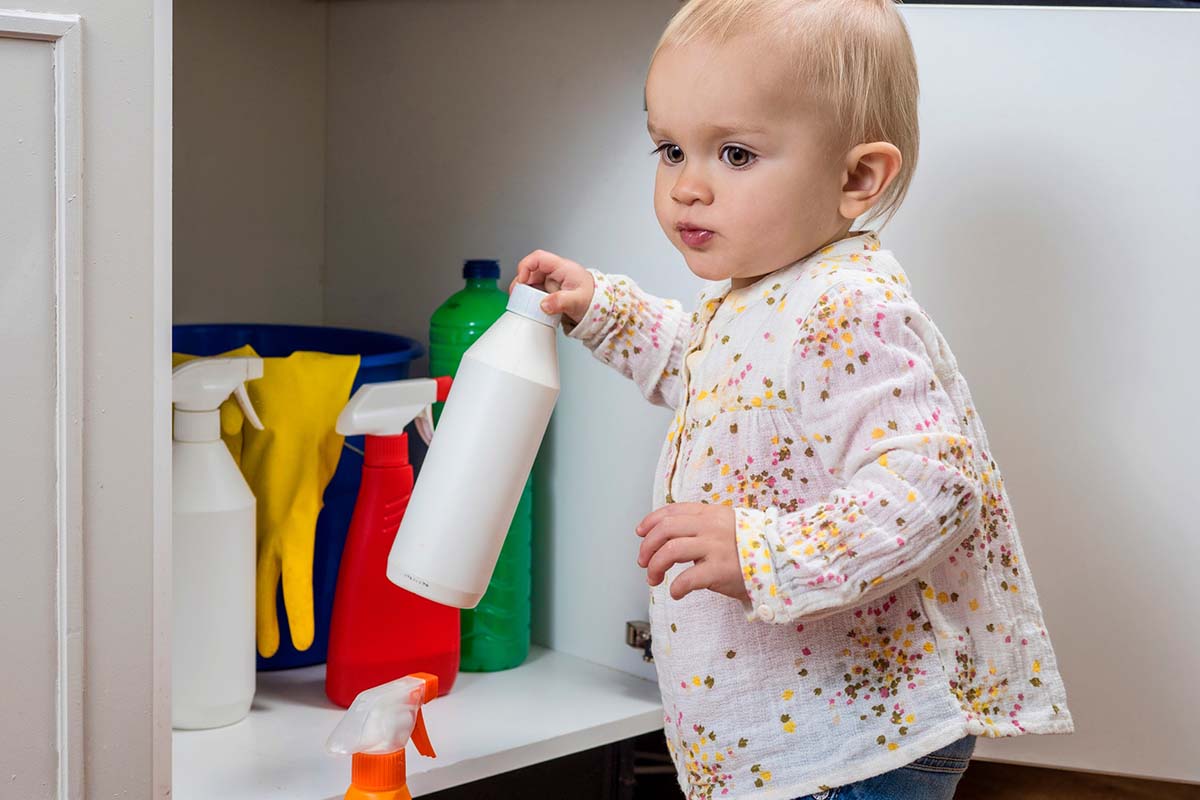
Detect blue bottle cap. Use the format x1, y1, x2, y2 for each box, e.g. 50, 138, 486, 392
463, 259, 501, 280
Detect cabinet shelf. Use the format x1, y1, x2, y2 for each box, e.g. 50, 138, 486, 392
173, 646, 663, 799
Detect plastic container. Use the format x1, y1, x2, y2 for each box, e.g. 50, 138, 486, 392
326, 379, 459, 708
429, 261, 533, 671
172, 357, 263, 729
391, 283, 559, 621
172, 323, 423, 670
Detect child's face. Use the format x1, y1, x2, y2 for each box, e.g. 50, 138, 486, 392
646, 37, 849, 286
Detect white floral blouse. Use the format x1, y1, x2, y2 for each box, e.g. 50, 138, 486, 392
568, 232, 1073, 799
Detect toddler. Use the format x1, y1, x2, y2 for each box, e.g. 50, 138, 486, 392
515, 1, 1073, 798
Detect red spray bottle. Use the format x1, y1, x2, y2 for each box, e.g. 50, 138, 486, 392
326, 378, 458, 708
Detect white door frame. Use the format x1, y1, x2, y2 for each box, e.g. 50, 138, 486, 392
0, 10, 83, 798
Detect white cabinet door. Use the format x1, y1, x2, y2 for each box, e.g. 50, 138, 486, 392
0, 3, 171, 797
0, 12, 79, 798
891, 6, 1200, 784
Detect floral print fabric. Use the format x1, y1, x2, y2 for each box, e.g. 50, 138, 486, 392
568, 232, 1073, 799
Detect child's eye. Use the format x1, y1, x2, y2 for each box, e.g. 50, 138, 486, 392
721, 145, 756, 168
653, 143, 685, 165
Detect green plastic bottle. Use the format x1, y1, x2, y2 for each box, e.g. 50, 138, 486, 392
429, 259, 532, 672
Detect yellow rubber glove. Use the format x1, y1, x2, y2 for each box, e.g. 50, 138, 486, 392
239, 351, 359, 657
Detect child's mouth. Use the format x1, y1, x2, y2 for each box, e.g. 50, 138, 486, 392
676, 223, 715, 248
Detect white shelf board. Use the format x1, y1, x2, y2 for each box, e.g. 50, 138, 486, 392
173, 646, 663, 799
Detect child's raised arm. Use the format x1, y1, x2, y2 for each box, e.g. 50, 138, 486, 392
734, 279, 984, 623
516, 249, 691, 410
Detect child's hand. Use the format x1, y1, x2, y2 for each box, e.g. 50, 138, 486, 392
636, 503, 748, 603
512, 250, 595, 326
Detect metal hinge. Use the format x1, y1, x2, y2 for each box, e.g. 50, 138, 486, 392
625, 620, 653, 663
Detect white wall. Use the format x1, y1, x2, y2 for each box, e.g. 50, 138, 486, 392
323, 0, 1200, 783
173, 0, 327, 325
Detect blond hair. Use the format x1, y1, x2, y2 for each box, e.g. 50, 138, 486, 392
653, 0, 920, 226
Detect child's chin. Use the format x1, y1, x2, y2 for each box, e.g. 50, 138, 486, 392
681, 252, 733, 282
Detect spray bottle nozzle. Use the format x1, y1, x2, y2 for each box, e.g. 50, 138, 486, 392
336, 378, 451, 446
325, 672, 439, 756
172, 357, 264, 441
327, 673, 440, 798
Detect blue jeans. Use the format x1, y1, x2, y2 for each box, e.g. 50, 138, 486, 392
794, 735, 976, 800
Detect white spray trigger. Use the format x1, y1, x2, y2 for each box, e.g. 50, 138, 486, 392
234, 383, 264, 430
337, 379, 439, 438
415, 406, 435, 446
325, 675, 427, 755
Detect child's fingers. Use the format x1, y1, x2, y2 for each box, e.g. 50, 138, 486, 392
669, 563, 713, 601
548, 263, 581, 292
517, 250, 561, 286
636, 502, 706, 536
645, 537, 706, 587
637, 514, 700, 568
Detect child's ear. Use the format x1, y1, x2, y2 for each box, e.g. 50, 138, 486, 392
839, 142, 903, 221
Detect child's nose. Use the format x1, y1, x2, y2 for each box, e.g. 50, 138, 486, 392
670, 165, 713, 206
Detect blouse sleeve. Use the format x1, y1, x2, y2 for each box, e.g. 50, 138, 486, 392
734, 279, 983, 623
567, 270, 691, 410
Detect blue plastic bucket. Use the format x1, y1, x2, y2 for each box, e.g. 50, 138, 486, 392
173, 323, 423, 670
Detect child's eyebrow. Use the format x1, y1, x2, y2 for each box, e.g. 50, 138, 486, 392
645, 120, 768, 140
705, 122, 768, 137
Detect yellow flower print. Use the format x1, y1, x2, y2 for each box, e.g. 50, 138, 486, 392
676, 718, 736, 799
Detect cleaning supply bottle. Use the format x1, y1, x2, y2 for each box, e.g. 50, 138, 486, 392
389, 283, 559, 612
172, 356, 264, 729
326, 379, 458, 708
430, 259, 534, 671
326, 672, 440, 800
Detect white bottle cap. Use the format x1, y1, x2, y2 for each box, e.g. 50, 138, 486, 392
507, 283, 561, 328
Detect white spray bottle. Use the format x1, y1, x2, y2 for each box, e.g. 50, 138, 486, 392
388, 284, 560, 609
172, 356, 264, 729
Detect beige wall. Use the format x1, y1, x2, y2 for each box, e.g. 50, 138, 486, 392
173, 0, 327, 326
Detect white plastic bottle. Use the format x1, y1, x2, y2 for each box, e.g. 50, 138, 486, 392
172, 357, 264, 730
388, 284, 560, 608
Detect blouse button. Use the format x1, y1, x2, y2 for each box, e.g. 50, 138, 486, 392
757, 605, 775, 622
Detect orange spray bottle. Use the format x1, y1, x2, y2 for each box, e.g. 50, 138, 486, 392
325, 672, 440, 800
